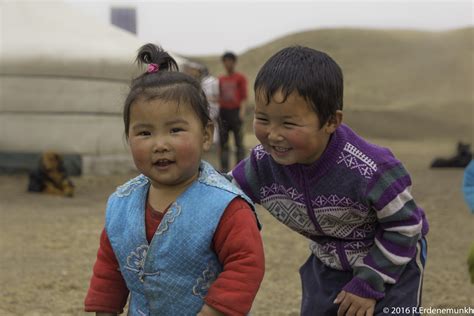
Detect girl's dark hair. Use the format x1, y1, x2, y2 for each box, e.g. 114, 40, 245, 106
254, 46, 343, 128
123, 43, 211, 137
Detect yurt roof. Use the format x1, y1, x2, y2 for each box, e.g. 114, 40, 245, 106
0, 0, 188, 81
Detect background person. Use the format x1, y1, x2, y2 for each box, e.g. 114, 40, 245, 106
218, 51, 247, 172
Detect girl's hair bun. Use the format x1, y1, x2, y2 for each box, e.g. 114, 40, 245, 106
136, 43, 179, 73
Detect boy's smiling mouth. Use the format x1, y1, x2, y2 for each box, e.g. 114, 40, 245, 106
272, 146, 291, 153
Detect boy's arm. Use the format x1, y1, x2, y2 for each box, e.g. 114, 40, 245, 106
343, 162, 427, 300
203, 197, 265, 316
85, 229, 129, 313
230, 153, 261, 204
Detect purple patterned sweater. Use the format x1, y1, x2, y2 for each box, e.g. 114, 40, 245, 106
231, 124, 429, 299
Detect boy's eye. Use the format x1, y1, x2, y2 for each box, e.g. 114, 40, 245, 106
138, 131, 151, 136
284, 122, 297, 126
255, 117, 268, 122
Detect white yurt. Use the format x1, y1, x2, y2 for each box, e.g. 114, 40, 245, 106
0, 1, 188, 174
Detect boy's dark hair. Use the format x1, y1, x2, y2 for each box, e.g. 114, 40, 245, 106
123, 43, 211, 137
222, 51, 237, 62
254, 46, 343, 128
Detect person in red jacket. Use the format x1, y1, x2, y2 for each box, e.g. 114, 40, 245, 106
218, 52, 248, 172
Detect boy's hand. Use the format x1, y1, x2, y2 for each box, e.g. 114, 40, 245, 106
334, 290, 376, 316
197, 304, 225, 316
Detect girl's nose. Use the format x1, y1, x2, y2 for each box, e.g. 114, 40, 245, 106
152, 138, 170, 153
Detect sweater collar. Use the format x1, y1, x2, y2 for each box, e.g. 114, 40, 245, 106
287, 124, 347, 183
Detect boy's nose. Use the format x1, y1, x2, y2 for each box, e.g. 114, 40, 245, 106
267, 127, 284, 142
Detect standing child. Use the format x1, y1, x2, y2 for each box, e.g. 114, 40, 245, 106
84, 44, 264, 316
230, 46, 428, 315
218, 52, 248, 172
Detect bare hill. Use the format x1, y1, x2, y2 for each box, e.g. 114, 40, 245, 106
193, 28, 473, 141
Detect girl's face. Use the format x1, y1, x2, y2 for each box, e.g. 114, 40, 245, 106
253, 90, 340, 166
128, 98, 213, 190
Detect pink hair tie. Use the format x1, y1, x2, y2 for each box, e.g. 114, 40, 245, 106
147, 63, 160, 73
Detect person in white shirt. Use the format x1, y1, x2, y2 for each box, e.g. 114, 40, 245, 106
199, 66, 220, 144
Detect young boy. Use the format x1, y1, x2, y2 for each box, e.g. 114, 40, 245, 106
218, 52, 247, 172
230, 46, 429, 315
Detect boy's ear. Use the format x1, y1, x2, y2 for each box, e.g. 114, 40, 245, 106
324, 110, 343, 134
202, 122, 214, 151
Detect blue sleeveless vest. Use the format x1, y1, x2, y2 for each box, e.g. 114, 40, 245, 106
105, 161, 254, 315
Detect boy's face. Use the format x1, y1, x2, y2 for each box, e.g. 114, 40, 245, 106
222, 58, 236, 74
253, 90, 340, 165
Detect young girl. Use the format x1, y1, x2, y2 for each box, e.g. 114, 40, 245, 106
85, 44, 264, 316
230, 46, 428, 315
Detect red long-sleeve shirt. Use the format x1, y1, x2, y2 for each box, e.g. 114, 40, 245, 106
219, 72, 247, 110
85, 197, 264, 315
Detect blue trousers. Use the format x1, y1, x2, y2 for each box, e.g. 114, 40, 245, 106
300, 238, 427, 316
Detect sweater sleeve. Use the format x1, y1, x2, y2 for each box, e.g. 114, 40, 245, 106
230, 148, 262, 204
204, 198, 265, 316
84, 229, 129, 313
343, 161, 428, 300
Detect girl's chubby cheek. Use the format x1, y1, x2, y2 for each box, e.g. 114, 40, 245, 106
175, 140, 200, 157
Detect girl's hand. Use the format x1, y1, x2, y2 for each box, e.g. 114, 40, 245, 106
197, 304, 225, 316
334, 290, 376, 316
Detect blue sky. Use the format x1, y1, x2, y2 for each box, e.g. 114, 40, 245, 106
66, 0, 473, 55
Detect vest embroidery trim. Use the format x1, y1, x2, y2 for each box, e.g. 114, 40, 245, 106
156, 202, 182, 235
115, 175, 149, 197
192, 261, 220, 298
125, 244, 148, 273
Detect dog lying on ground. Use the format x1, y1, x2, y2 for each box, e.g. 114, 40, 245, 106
430, 142, 472, 168
28, 151, 74, 197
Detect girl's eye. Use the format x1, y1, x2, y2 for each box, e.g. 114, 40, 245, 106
138, 131, 151, 136
284, 122, 297, 127
170, 128, 184, 133
255, 117, 268, 122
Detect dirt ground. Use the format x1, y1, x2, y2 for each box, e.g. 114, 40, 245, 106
1, 136, 473, 316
